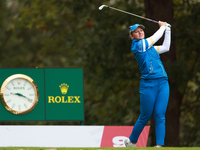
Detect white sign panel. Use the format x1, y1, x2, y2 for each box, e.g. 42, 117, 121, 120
0, 125, 150, 147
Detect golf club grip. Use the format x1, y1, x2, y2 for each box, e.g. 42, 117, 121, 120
144, 18, 158, 24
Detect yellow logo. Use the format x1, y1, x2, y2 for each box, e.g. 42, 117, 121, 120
48, 83, 81, 103
59, 83, 69, 94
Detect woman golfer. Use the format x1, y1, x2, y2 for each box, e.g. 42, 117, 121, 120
124, 21, 171, 147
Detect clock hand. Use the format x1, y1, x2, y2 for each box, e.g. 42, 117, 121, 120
10, 92, 25, 97
16, 93, 33, 102
10, 92, 23, 97
10, 92, 33, 102
10, 92, 17, 95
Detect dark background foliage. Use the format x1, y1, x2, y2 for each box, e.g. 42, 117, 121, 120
0, 0, 200, 147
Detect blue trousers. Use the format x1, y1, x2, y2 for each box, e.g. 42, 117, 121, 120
129, 78, 169, 146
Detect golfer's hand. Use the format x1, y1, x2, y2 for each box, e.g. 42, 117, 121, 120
158, 21, 166, 27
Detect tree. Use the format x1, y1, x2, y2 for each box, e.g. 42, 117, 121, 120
145, 0, 200, 147
144, 0, 180, 146
174, 0, 200, 146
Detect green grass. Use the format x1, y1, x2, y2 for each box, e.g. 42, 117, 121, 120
0, 147, 200, 150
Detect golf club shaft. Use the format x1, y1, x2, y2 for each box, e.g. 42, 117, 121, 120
107, 6, 158, 24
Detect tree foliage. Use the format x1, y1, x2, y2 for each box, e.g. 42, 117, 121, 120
173, 0, 200, 146
0, 0, 199, 147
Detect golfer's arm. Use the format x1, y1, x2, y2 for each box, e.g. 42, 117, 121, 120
146, 26, 166, 49
154, 29, 171, 54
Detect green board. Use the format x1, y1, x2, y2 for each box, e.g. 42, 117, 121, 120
45, 68, 84, 121
0, 68, 45, 121
0, 68, 84, 121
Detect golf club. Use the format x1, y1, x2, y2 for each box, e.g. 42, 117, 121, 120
99, 5, 171, 27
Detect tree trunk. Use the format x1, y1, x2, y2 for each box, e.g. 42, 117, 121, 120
144, 0, 181, 146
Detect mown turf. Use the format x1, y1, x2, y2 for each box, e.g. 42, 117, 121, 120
0, 147, 200, 150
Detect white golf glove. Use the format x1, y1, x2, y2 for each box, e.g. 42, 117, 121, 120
166, 23, 171, 31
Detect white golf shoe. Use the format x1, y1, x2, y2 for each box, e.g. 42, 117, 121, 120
124, 138, 136, 147
154, 145, 162, 148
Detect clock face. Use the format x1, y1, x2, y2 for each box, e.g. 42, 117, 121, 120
0, 74, 39, 115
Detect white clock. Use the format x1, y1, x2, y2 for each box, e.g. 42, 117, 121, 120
0, 74, 39, 115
